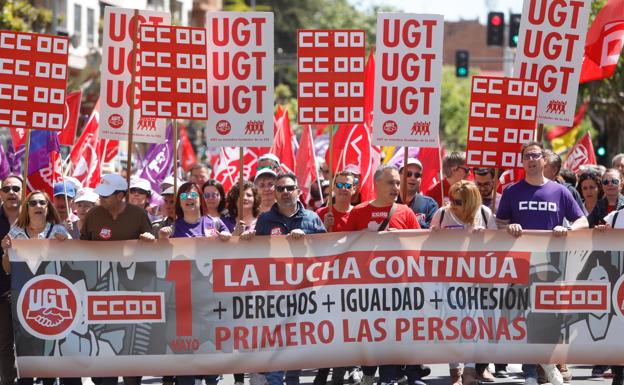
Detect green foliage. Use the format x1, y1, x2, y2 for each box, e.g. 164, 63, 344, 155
0, 0, 52, 32
440, 67, 471, 151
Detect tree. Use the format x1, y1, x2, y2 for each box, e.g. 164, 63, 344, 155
0, 0, 52, 32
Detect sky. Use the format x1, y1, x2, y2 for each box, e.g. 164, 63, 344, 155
349, 0, 525, 24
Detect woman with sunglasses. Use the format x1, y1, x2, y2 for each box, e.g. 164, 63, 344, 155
222, 181, 260, 235
430, 181, 497, 385
576, 172, 603, 215
588, 169, 624, 227
202, 180, 227, 220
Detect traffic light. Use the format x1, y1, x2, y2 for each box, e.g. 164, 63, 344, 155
487, 12, 505, 46
509, 13, 522, 47
455, 50, 469, 78
597, 133, 607, 162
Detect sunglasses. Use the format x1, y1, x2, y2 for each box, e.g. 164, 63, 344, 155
180, 191, 199, 200
1, 185, 21, 193
452, 199, 463, 206
129, 188, 149, 195
523, 153, 543, 160
405, 171, 422, 178
603, 179, 620, 186
335, 182, 353, 190
204, 192, 220, 199
276, 185, 297, 193
28, 199, 47, 207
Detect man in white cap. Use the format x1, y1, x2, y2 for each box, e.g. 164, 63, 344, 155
254, 168, 278, 213
257, 153, 281, 173
53, 181, 78, 224
68, 188, 98, 239
398, 158, 438, 229
128, 177, 152, 209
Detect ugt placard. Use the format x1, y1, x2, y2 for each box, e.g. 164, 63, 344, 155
297, 30, 366, 125
373, 13, 444, 147
140, 25, 208, 120
465, 77, 539, 169
206, 12, 274, 147
513, 0, 591, 126
100, 7, 170, 144
0, 31, 69, 131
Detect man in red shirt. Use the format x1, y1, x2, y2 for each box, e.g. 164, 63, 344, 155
316, 170, 355, 232
426, 152, 469, 207
345, 165, 420, 231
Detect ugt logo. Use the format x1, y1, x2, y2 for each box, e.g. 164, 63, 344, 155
545, 100, 567, 115
244, 120, 264, 135
411, 121, 431, 136
17, 275, 81, 340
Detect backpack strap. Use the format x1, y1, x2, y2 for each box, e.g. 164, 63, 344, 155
378, 203, 397, 231
439, 208, 446, 225
480, 206, 488, 227
612, 211, 620, 228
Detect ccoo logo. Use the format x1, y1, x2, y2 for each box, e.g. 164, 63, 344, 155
17, 275, 81, 340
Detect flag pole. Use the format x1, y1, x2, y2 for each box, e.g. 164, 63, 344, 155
238, 147, 244, 223
438, 146, 445, 206
310, 125, 323, 206
173, 119, 178, 196
327, 124, 334, 231
491, 168, 499, 213
536, 123, 544, 142
126, 8, 140, 188
401, 146, 408, 203
21, 130, 31, 199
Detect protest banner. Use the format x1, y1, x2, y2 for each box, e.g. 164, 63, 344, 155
465, 77, 539, 169
0, 31, 69, 132
297, 29, 366, 125
372, 13, 444, 147
205, 12, 274, 147
99, 7, 170, 143
10, 229, 624, 377
513, 0, 591, 126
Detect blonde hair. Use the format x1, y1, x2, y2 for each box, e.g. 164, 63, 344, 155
448, 180, 482, 225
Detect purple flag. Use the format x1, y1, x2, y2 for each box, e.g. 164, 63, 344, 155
140, 123, 173, 193
7, 140, 22, 175
0, 143, 10, 179
27, 130, 60, 175
388, 147, 421, 169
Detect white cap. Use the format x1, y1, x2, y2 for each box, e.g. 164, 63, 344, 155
400, 158, 423, 171
129, 177, 151, 192
254, 168, 277, 181
258, 153, 281, 164
161, 175, 183, 189
64, 176, 83, 190
161, 186, 175, 195
74, 188, 99, 203
94, 174, 128, 197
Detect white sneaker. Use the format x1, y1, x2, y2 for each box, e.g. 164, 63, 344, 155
524, 377, 539, 385
542, 364, 564, 385
362, 375, 375, 385
350, 369, 363, 384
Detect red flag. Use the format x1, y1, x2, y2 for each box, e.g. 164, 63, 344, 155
179, 124, 197, 172
295, 125, 319, 203
580, 0, 624, 83
328, 50, 380, 201
27, 151, 62, 197
563, 132, 597, 173
58, 90, 82, 146
70, 101, 106, 188
546, 103, 589, 140
271, 108, 295, 173
417, 147, 445, 194
213, 147, 269, 191
10, 127, 26, 149
497, 168, 525, 193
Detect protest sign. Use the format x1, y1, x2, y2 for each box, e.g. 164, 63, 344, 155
0, 31, 69, 131
513, 0, 591, 126
100, 7, 170, 143
10, 229, 624, 376
465, 77, 539, 168
372, 13, 444, 146
140, 25, 208, 119
297, 30, 366, 125
205, 12, 274, 147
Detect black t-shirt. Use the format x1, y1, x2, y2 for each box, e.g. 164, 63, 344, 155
0, 206, 12, 295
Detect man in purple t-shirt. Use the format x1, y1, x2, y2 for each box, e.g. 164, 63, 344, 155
496, 142, 587, 385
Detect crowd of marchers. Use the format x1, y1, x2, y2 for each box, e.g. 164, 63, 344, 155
1, 142, 623, 385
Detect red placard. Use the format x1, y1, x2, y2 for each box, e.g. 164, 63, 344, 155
0, 31, 69, 131
139, 25, 208, 120
297, 30, 366, 125
465, 77, 539, 169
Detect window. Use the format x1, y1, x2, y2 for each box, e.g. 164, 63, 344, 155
87, 8, 95, 46
73, 4, 82, 46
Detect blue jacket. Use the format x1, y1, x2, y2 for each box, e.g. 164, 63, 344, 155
397, 194, 439, 229
256, 201, 327, 235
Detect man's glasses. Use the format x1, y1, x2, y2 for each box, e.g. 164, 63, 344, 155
335, 182, 353, 190
603, 179, 620, 186
523, 152, 543, 161
180, 191, 199, 200
204, 192, 220, 199
28, 199, 47, 207
405, 171, 422, 178
1, 186, 20, 193
276, 185, 297, 193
